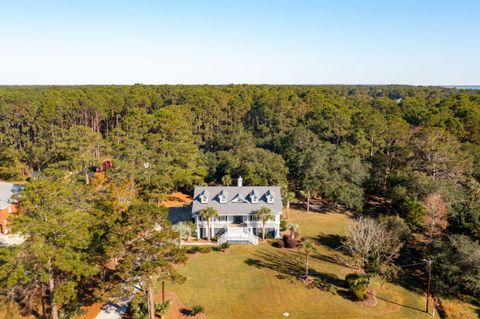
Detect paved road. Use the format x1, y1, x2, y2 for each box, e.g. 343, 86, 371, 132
94, 299, 130, 319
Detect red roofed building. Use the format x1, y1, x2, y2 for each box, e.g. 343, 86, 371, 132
0, 182, 24, 234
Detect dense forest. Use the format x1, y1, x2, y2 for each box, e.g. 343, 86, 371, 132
0, 85, 479, 315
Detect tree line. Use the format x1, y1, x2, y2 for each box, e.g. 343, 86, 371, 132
0, 84, 479, 310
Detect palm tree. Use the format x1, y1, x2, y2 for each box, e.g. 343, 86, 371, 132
155, 300, 171, 319
199, 207, 219, 241
172, 222, 192, 247
299, 239, 317, 277
299, 190, 311, 212
287, 223, 299, 239
254, 207, 275, 240
285, 191, 297, 219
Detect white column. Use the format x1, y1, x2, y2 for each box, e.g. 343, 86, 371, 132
195, 216, 200, 239
211, 217, 215, 238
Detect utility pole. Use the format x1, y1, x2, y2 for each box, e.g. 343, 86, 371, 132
162, 280, 165, 303
426, 259, 432, 314
398, 259, 434, 314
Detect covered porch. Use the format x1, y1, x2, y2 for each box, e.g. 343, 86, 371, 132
195, 214, 280, 240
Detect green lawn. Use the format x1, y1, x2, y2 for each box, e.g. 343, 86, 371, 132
167, 209, 439, 319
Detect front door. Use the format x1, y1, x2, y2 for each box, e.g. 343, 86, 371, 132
233, 216, 243, 224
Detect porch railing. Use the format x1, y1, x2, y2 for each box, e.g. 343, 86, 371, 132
217, 227, 259, 245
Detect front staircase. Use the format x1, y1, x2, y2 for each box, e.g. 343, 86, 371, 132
217, 227, 259, 245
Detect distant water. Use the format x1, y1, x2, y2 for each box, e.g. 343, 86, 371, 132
445, 85, 480, 90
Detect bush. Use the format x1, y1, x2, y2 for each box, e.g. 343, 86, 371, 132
219, 242, 230, 251
351, 284, 368, 301
345, 273, 369, 301
190, 305, 204, 315
198, 246, 212, 254
380, 215, 411, 241
155, 300, 171, 317
345, 273, 368, 287
130, 296, 148, 319
265, 231, 275, 239
285, 238, 298, 248
272, 239, 284, 248
280, 219, 288, 231
185, 246, 201, 254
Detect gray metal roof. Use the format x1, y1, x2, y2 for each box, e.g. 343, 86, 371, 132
192, 186, 282, 216
0, 182, 24, 209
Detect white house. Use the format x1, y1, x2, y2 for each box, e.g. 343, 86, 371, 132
191, 177, 282, 245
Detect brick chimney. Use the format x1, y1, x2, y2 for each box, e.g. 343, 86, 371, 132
237, 176, 243, 187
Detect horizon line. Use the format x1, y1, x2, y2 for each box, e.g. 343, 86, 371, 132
0, 83, 478, 87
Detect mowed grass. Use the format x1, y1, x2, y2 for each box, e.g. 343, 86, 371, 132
167, 208, 439, 319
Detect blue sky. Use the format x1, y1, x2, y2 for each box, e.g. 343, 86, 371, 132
1, 0, 479, 85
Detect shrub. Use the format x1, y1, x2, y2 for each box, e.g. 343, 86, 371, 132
280, 218, 288, 231
59, 303, 85, 319
130, 296, 148, 319
345, 273, 368, 287
198, 246, 212, 254
272, 239, 284, 248
351, 283, 368, 301
380, 215, 411, 241
185, 246, 200, 254
191, 305, 204, 315
219, 242, 230, 252
285, 238, 298, 248
345, 273, 369, 301
155, 300, 171, 317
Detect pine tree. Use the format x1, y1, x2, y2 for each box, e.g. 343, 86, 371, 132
105, 203, 185, 319
0, 171, 97, 319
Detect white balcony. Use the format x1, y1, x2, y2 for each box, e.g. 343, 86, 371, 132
196, 220, 278, 229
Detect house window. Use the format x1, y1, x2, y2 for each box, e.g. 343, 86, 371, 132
251, 195, 258, 204
219, 195, 227, 204
200, 195, 208, 204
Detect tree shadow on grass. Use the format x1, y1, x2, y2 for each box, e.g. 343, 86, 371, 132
391, 269, 425, 295
313, 233, 345, 250
309, 233, 355, 270
373, 293, 426, 313
245, 250, 347, 295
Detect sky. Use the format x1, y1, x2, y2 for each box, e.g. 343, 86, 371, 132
0, 0, 479, 85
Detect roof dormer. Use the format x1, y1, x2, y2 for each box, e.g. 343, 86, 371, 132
217, 190, 228, 204
199, 190, 209, 204
249, 190, 259, 204
265, 190, 274, 204
230, 193, 247, 203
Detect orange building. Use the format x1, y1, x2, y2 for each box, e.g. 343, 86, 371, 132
0, 182, 24, 235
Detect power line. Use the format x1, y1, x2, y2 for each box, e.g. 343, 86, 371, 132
397, 259, 433, 314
